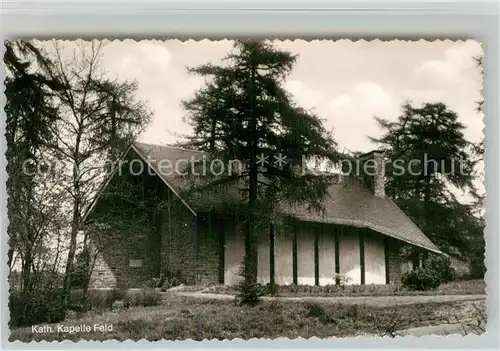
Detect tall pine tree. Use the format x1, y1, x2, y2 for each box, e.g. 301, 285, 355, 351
371, 102, 480, 259
5, 40, 62, 288
182, 40, 338, 302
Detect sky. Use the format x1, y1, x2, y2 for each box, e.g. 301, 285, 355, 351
97, 39, 483, 155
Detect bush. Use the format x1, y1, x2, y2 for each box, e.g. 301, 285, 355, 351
9, 286, 67, 328
401, 254, 457, 291
426, 255, 456, 283
69, 249, 91, 289
145, 270, 186, 291
264, 282, 279, 296
469, 254, 486, 279
236, 280, 262, 306
123, 289, 162, 308
82, 288, 127, 312
401, 268, 441, 291
142, 288, 162, 306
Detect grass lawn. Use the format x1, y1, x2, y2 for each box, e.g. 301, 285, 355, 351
202, 279, 486, 297
10, 294, 485, 342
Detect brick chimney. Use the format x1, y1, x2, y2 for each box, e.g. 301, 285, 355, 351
358, 150, 386, 198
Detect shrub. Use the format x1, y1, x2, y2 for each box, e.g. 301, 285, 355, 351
305, 302, 326, 318
469, 256, 486, 279
111, 287, 127, 301
235, 262, 263, 306
67, 289, 86, 312
141, 288, 162, 307
265, 282, 279, 296
426, 255, 456, 283
122, 289, 162, 308
69, 248, 91, 289
86, 290, 110, 311
305, 302, 335, 324
85, 288, 127, 312
236, 280, 262, 306
401, 268, 441, 291
401, 254, 458, 291
123, 290, 143, 308
145, 270, 186, 291
9, 286, 67, 328
334, 274, 352, 287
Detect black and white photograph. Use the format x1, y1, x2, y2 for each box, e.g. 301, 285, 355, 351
5, 38, 485, 341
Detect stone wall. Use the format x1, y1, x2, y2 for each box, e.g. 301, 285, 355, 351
194, 213, 226, 285
385, 238, 402, 284
358, 151, 386, 198
89, 188, 229, 288
161, 196, 197, 284
89, 250, 117, 289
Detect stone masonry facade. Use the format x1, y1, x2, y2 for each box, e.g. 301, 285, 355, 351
385, 238, 402, 284
88, 154, 405, 289
88, 157, 229, 288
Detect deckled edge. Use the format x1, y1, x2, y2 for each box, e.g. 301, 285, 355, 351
1, 38, 491, 348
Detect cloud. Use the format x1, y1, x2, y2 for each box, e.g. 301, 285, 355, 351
414, 41, 482, 87
325, 82, 401, 152
285, 80, 325, 110
114, 41, 173, 79
94, 40, 481, 155
328, 94, 352, 110
283, 79, 401, 152
100, 41, 206, 145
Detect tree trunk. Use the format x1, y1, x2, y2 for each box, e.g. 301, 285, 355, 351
63, 131, 83, 300
63, 192, 80, 300
209, 116, 216, 153
244, 53, 258, 286
21, 249, 33, 292
20, 182, 35, 294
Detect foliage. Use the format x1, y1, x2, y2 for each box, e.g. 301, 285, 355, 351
181, 40, 338, 301
69, 248, 91, 289
5, 40, 68, 311
123, 289, 162, 308
235, 265, 263, 305
90, 289, 127, 311
9, 284, 66, 328
401, 268, 442, 291
473, 55, 484, 157
10, 296, 473, 341
67, 288, 161, 313
365, 308, 416, 338
205, 278, 484, 297
145, 270, 186, 292
371, 102, 483, 260
305, 302, 336, 324
141, 289, 163, 307
5, 39, 153, 318
426, 255, 457, 284
68, 288, 126, 313
281, 283, 405, 296
334, 274, 352, 286
469, 256, 486, 279
400, 255, 457, 291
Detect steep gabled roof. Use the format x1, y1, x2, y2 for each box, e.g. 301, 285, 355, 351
285, 185, 441, 253
128, 142, 442, 254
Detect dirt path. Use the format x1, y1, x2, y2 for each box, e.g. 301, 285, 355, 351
172, 291, 486, 307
